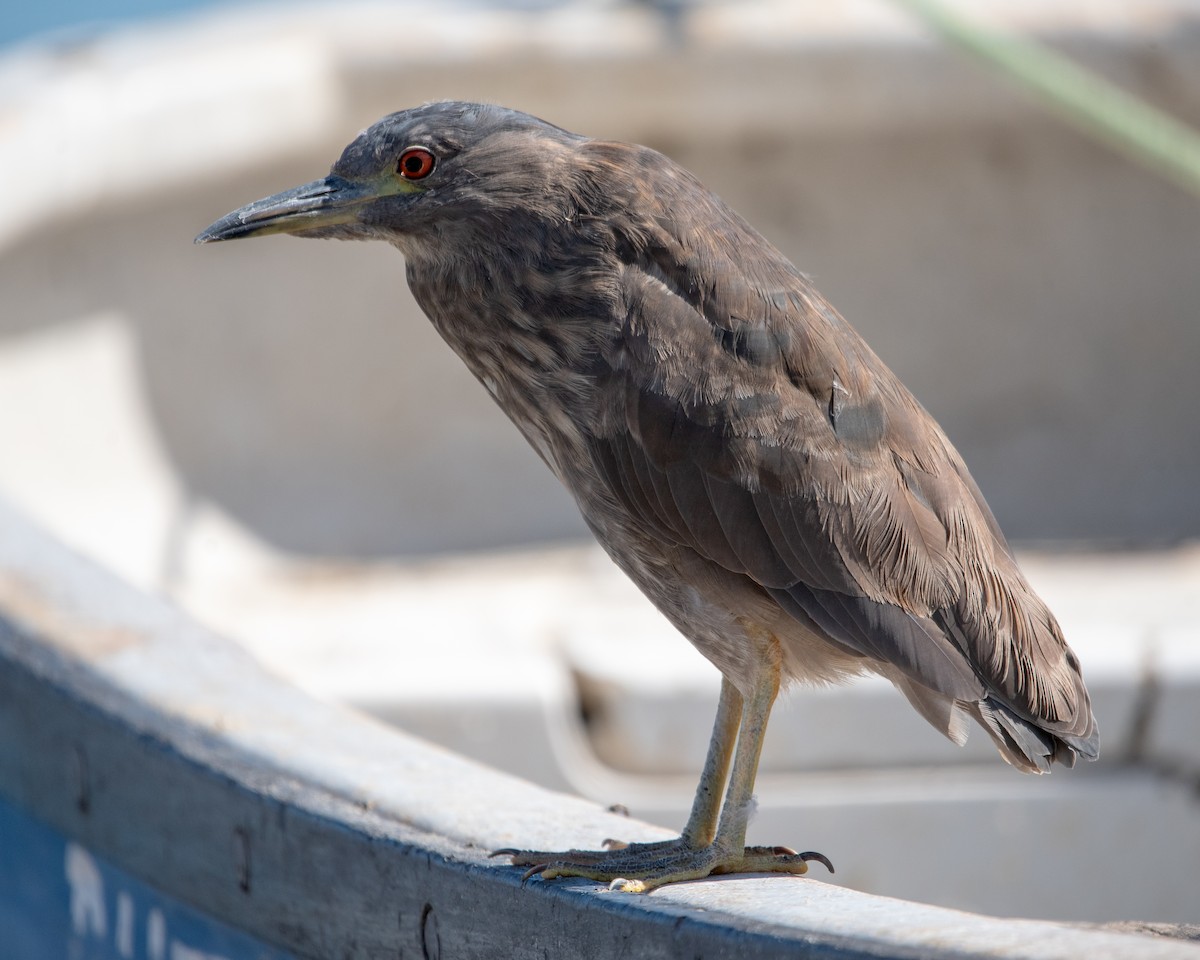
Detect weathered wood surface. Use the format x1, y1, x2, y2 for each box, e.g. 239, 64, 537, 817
0, 498, 1196, 960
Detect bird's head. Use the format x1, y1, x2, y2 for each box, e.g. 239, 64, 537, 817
195, 101, 587, 253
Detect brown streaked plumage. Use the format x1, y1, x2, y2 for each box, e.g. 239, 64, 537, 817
197, 101, 1098, 892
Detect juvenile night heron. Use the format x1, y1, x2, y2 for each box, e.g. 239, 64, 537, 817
198, 101, 1098, 892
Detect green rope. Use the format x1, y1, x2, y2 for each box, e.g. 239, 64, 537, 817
892, 0, 1200, 199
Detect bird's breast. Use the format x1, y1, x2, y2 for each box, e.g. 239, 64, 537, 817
407, 265, 616, 483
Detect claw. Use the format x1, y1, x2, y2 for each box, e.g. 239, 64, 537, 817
798, 850, 835, 874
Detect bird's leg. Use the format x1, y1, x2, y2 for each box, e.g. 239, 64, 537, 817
681, 676, 743, 843
702, 665, 832, 881
501, 653, 832, 891
602, 675, 741, 853
593, 658, 830, 892
496, 677, 740, 868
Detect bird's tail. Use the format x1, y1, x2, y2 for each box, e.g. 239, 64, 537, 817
970, 697, 1099, 774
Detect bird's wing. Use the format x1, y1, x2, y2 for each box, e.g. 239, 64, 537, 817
586, 180, 1095, 759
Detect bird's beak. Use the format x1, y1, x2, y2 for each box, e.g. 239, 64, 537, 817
194, 175, 381, 244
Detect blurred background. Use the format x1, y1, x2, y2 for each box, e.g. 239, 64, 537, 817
2, 0, 1198, 925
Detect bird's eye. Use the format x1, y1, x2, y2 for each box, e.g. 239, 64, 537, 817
398, 147, 436, 180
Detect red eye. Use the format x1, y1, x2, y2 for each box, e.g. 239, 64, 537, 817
398, 147, 436, 180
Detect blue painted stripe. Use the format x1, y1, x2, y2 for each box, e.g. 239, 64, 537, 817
0, 792, 294, 960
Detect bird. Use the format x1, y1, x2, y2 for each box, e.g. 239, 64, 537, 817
197, 100, 1098, 893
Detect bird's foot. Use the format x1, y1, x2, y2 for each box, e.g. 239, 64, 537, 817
493, 839, 833, 893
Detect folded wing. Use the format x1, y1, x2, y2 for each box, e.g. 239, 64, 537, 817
585, 172, 1097, 770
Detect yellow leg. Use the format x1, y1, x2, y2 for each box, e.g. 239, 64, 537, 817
658, 676, 742, 847
711, 662, 777, 854
498, 653, 833, 892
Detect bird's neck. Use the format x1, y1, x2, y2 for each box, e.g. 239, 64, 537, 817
403, 233, 615, 483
